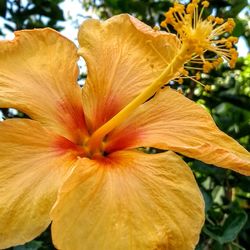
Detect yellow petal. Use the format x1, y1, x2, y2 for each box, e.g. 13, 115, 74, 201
0, 119, 77, 248
106, 88, 250, 175
78, 14, 180, 132
0, 28, 87, 143
51, 150, 204, 250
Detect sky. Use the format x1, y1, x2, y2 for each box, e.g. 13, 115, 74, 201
59, 0, 98, 43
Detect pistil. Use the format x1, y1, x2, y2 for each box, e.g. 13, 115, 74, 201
87, 0, 238, 155
87, 44, 193, 153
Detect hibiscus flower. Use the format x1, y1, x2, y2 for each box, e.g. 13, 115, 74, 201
0, 1, 249, 249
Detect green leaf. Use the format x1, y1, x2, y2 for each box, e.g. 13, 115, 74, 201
203, 225, 223, 243
200, 187, 213, 212
230, 0, 248, 16
211, 241, 224, 250
203, 211, 248, 245
0, 0, 6, 17
220, 211, 248, 244
13, 240, 43, 250
232, 19, 246, 37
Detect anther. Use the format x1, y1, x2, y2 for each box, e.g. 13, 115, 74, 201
205, 85, 212, 91
201, 1, 209, 7
153, 26, 160, 31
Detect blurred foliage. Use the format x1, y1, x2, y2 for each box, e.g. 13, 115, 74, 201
0, 0, 64, 33
1, 0, 250, 249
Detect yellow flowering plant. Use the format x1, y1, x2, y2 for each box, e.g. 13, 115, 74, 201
0, 0, 249, 249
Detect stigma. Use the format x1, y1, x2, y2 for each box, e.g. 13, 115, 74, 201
161, 0, 238, 75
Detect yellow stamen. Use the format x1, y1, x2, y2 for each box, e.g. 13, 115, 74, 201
205, 85, 212, 91
202, 1, 209, 7
160, 20, 167, 28
196, 72, 201, 80
153, 25, 160, 31
162, 0, 238, 70
176, 78, 184, 84
203, 61, 213, 73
